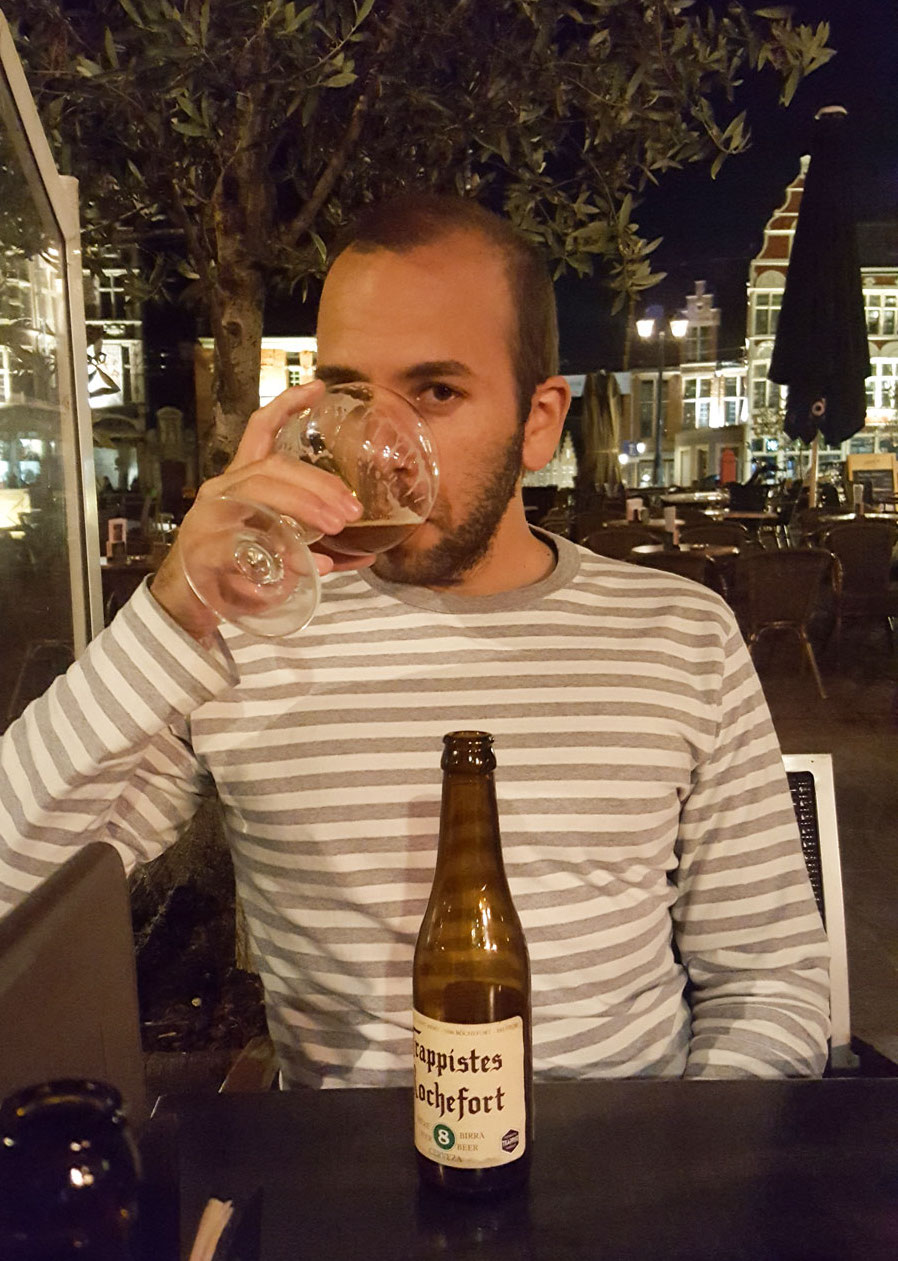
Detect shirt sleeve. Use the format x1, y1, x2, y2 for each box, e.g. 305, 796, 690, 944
0, 581, 238, 915
673, 621, 831, 1078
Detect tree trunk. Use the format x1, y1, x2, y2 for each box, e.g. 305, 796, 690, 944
203, 265, 265, 479
201, 132, 271, 479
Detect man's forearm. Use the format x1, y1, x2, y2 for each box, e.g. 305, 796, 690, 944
0, 582, 235, 913
684, 960, 830, 1078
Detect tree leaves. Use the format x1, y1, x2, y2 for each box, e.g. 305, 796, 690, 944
103, 28, 119, 69
117, 0, 145, 28
323, 69, 357, 88
11, 0, 835, 443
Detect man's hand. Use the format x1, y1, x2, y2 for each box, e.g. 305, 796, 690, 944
150, 383, 373, 640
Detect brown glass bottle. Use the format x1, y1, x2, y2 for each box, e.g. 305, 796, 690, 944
413, 731, 532, 1197
0, 1079, 140, 1260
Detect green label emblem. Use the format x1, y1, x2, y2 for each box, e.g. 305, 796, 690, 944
433, 1123, 455, 1151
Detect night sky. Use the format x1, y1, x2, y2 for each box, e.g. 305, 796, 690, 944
557, 0, 898, 373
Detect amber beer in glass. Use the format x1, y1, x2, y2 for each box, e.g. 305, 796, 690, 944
413, 731, 532, 1195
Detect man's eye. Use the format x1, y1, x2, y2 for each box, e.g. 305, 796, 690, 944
418, 383, 459, 405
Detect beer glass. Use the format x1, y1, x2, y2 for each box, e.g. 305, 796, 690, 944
181, 383, 439, 636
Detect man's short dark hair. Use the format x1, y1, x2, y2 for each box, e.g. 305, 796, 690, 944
332, 194, 560, 421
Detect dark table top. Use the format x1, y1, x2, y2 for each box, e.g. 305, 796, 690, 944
140, 1078, 898, 1260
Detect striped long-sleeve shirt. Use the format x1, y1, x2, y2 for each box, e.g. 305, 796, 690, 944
0, 533, 830, 1086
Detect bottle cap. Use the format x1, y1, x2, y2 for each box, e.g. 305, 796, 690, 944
441, 730, 496, 772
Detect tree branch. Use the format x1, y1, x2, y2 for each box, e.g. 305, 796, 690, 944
167, 183, 240, 403
280, 0, 409, 249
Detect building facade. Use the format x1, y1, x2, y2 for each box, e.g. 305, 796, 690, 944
83, 244, 148, 493
746, 159, 898, 484
624, 280, 748, 489
621, 161, 898, 491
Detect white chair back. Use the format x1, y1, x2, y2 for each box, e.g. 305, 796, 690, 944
783, 753, 852, 1070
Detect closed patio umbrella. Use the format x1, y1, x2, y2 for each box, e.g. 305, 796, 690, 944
768, 106, 870, 504
579, 370, 622, 492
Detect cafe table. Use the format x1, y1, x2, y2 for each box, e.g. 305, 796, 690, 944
137, 1078, 898, 1260
660, 491, 729, 507
630, 542, 739, 560
605, 518, 685, 531
814, 512, 898, 525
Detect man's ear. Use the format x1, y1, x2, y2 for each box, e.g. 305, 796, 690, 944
522, 376, 572, 471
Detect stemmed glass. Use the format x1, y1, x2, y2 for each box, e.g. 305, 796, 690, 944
181, 382, 439, 637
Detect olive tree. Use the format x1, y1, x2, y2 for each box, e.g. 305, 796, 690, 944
9, 0, 832, 470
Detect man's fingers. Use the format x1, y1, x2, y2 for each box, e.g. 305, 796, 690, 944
205, 459, 362, 538
230, 380, 326, 470
312, 552, 336, 577
313, 549, 376, 573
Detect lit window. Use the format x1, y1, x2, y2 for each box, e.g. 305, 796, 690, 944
751, 361, 783, 413
866, 360, 898, 411
682, 376, 713, 429
866, 293, 898, 338
637, 377, 668, 439
723, 377, 744, 426
753, 293, 782, 337
98, 271, 127, 321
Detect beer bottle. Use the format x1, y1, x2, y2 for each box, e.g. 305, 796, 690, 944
0, 1078, 140, 1259
413, 731, 532, 1196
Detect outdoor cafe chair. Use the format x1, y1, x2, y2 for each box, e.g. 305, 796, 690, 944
782, 753, 853, 1072
735, 548, 832, 699
538, 503, 573, 538
788, 506, 832, 549
821, 520, 898, 650
631, 547, 728, 599
584, 525, 657, 560
679, 522, 750, 549
574, 508, 606, 543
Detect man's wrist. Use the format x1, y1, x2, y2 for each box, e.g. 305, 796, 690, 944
149, 557, 222, 644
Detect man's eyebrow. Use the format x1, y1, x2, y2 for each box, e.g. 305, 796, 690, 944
400, 360, 473, 380
315, 364, 368, 385
317, 360, 474, 386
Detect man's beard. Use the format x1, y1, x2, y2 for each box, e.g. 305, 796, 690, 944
373, 424, 525, 588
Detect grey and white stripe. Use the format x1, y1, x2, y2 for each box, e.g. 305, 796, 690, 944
0, 534, 829, 1085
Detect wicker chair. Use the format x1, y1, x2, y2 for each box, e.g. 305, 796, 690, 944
679, 522, 750, 548
583, 526, 658, 560
788, 506, 831, 548
735, 548, 832, 699
574, 500, 627, 543
632, 548, 717, 591
820, 521, 898, 650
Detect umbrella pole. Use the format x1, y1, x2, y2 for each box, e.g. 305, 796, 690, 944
808, 435, 819, 508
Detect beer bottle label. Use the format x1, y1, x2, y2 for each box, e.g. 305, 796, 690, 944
413, 1010, 527, 1168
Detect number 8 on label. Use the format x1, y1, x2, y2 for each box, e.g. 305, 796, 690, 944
433, 1124, 455, 1150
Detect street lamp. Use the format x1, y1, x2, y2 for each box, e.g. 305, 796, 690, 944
636, 314, 689, 487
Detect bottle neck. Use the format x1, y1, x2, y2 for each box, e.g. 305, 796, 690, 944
435, 770, 507, 880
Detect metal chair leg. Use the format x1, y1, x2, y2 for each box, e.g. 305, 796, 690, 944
800, 631, 827, 700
